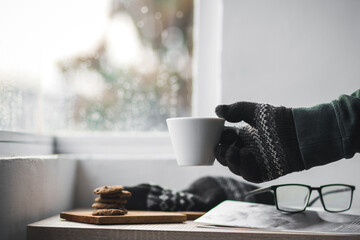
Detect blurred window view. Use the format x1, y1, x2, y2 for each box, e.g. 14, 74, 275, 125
0, 0, 193, 133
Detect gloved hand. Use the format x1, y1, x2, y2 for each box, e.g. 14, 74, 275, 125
215, 102, 305, 183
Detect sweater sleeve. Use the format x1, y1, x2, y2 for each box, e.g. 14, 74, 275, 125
292, 89, 360, 170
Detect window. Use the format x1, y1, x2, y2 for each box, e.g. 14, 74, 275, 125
0, 0, 222, 155
43, 0, 194, 133
1, 0, 193, 133
0, 0, 43, 133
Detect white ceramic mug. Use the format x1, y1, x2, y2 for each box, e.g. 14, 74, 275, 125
166, 117, 225, 166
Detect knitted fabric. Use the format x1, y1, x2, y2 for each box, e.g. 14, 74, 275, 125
146, 184, 196, 211
245, 104, 289, 181
125, 183, 200, 211
215, 102, 304, 183
125, 176, 274, 212
211, 176, 257, 201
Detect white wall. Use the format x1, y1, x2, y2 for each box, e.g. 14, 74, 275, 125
221, 0, 360, 106
0, 156, 76, 240
220, 0, 360, 209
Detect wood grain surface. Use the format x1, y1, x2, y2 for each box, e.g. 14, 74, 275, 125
60, 210, 196, 224
28, 214, 360, 240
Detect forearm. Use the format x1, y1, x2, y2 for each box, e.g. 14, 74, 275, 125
292, 90, 360, 169
332, 90, 360, 157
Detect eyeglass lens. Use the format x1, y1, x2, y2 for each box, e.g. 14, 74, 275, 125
321, 185, 353, 212
276, 185, 310, 212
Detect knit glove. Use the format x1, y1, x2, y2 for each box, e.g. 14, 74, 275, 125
215, 102, 305, 183
125, 176, 274, 211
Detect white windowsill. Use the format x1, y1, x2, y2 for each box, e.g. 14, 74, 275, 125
0, 131, 53, 157
54, 132, 174, 156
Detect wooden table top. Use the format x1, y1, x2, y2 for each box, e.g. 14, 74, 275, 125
27, 213, 360, 240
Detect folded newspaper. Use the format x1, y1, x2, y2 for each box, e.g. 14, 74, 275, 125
195, 200, 360, 235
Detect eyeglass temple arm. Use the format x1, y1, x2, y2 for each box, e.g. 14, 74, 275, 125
244, 186, 273, 200
308, 188, 353, 207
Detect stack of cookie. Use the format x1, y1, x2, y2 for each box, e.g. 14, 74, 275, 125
92, 185, 132, 216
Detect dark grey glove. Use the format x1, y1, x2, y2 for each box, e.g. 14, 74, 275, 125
125, 176, 274, 211
215, 102, 305, 183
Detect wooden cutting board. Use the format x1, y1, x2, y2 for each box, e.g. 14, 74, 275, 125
60, 210, 204, 224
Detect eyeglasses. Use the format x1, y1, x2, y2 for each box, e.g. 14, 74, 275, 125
245, 184, 355, 213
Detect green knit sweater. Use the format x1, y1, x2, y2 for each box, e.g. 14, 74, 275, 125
293, 89, 360, 169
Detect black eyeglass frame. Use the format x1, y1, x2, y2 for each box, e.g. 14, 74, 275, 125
245, 183, 355, 213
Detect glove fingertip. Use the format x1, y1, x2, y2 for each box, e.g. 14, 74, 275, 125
215, 104, 228, 118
